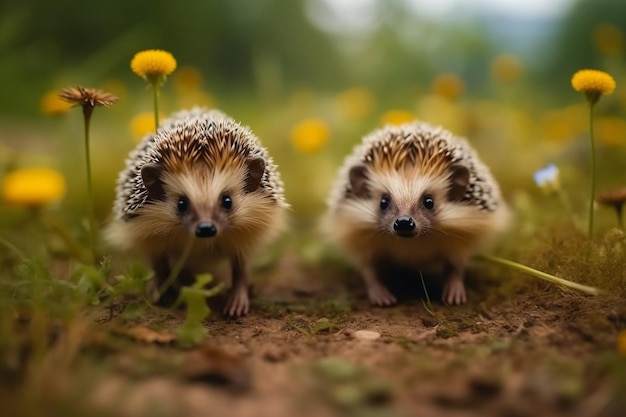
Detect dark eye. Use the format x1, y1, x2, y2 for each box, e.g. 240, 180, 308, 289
177, 196, 189, 213
380, 195, 390, 211
221, 194, 233, 210
423, 195, 435, 210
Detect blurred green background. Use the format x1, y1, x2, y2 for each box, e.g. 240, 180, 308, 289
1, 0, 626, 237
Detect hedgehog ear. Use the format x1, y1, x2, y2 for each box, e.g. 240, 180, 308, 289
448, 164, 470, 201
141, 163, 165, 201
349, 164, 370, 198
244, 157, 265, 193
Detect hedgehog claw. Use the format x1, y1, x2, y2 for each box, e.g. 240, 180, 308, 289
224, 290, 249, 317
367, 284, 397, 307
443, 278, 467, 305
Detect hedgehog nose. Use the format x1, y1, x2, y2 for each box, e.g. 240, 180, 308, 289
195, 222, 217, 238
394, 216, 415, 232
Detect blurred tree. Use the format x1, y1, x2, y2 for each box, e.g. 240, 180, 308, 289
0, 0, 345, 114
321, 0, 494, 101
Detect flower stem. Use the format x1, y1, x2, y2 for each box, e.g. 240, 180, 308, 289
0, 235, 25, 260
475, 254, 601, 296
82, 106, 97, 263
588, 103, 597, 239
45, 218, 91, 264
152, 84, 160, 130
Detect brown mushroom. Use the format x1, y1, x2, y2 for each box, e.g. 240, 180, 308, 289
596, 188, 626, 229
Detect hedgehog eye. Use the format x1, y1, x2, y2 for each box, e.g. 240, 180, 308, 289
380, 195, 391, 211
221, 193, 233, 210
422, 195, 435, 210
177, 196, 189, 213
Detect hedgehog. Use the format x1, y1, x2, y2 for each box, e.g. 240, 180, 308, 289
106, 108, 288, 317
323, 122, 509, 306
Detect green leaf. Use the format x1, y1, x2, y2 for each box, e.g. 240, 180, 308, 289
175, 273, 224, 347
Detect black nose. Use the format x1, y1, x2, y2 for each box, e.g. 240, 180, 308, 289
195, 222, 217, 238
393, 216, 415, 232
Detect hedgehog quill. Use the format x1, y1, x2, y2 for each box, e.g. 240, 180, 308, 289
323, 122, 509, 306
107, 109, 288, 317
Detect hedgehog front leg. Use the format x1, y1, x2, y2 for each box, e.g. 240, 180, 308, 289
361, 263, 397, 307
442, 257, 468, 305
224, 256, 250, 317
147, 255, 171, 303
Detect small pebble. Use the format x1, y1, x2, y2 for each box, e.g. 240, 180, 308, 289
353, 330, 381, 341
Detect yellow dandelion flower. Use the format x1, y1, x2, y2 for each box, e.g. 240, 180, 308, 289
490, 54, 523, 84
572, 69, 617, 238
618, 330, 626, 356
290, 118, 330, 154
380, 110, 415, 126
173, 66, 204, 93
593, 24, 624, 55
131, 49, 177, 85
571, 69, 616, 104
40, 90, 73, 116
431, 73, 464, 101
130, 112, 157, 140
131, 49, 177, 130
337, 87, 375, 121
2, 168, 66, 207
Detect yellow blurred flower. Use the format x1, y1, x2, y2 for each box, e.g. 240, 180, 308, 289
130, 49, 177, 85
593, 24, 624, 55
2, 168, 66, 207
173, 66, 204, 93
100, 79, 128, 102
490, 54, 523, 84
40, 90, 73, 116
130, 112, 157, 140
431, 73, 464, 101
336, 87, 375, 121
541, 105, 587, 143
415, 95, 467, 134
571, 69, 616, 104
619, 330, 626, 356
380, 110, 415, 126
290, 118, 330, 154
177, 90, 215, 109
595, 116, 626, 146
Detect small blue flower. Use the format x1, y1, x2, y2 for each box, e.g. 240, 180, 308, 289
534, 163, 560, 192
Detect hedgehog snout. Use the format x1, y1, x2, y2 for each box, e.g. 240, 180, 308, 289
195, 222, 217, 238
393, 215, 416, 237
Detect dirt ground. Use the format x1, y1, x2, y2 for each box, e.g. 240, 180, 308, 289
3, 251, 626, 417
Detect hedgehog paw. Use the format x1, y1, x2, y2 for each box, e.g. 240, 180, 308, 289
443, 279, 467, 305
367, 284, 397, 307
224, 289, 249, 317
